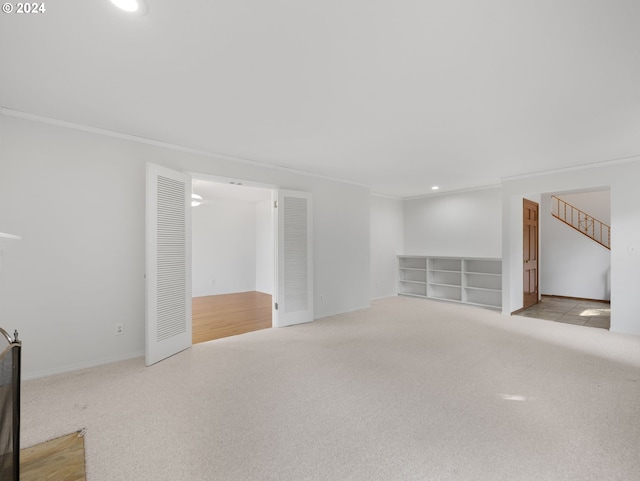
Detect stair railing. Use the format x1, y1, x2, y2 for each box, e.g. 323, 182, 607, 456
551, 196, 610, 250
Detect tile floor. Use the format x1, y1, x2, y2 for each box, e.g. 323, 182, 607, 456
517, 296, 610, 330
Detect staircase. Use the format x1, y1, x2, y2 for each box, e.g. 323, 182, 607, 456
551, 196, 610, 250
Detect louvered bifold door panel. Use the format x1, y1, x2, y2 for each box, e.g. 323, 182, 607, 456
146, 164, 192, 366
275, 190, 313, 327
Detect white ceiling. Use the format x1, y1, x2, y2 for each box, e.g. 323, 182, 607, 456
1, 1, 639, 198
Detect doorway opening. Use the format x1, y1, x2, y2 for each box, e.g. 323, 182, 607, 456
146, 163, 314, 365
513, 189, 611, 330
190, 176, 275, 344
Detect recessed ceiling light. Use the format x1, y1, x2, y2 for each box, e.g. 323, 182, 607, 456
431, 186, 440, 190
110, 0, 147, 15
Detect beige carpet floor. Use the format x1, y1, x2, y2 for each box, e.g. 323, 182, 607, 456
20, 296, 640, 481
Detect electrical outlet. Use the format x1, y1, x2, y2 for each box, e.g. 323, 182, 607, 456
115, 323, 124, 335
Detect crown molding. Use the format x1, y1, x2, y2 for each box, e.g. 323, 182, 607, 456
369, 192, 404, 200
501, 155, 640, 182
0, 107, 371, 191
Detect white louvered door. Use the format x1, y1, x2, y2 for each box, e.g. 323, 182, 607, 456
145, 163, 192, 366
274, 190, 313, 327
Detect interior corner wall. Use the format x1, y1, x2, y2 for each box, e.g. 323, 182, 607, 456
370, 195, 404, 299
192, 199, 257, 297
502, 159, 640, 335
403, 187, 502, 258
540, 192, 611, 301
0, 114, 371, 379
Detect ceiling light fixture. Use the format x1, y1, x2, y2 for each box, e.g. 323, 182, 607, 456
191, 193, 203, 207
431, 186, 440, 190
110, 0, 147, 15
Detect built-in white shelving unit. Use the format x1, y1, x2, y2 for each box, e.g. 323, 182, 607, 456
398, 256, 502, 309
398, 256, 428, 297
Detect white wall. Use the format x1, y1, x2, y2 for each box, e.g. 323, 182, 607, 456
192, 199, 257, 297
255, 199, 273, 295
370, 195, 404, 299
540, 191, 611, 300
502, 159, 640, 335
0, 114, 371, 378
313, 180, 370, 316
404, 187, 502, 257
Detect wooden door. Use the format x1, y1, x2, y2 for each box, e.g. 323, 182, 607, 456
523, 199, 539, 309
145, 163, 192, 366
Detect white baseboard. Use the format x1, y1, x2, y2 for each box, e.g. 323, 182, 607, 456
370, 294, 398, 302
314, 303, 371, 320
22, 351, 144, 381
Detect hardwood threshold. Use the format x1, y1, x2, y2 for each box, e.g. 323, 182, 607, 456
192, 291, 272, 344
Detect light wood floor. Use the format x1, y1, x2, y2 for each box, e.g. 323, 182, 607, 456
192, 291, 272, 344
20, 431, 86, 481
